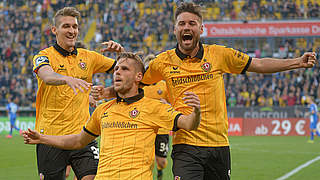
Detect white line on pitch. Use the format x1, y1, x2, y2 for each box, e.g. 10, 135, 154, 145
275, 155, 320, 180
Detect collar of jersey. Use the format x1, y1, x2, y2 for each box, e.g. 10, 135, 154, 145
116, 88, 144, 104
175, 42, 204, 60
53, 42, 78, 57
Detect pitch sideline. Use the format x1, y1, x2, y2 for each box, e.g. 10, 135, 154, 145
275, 155, 320, 180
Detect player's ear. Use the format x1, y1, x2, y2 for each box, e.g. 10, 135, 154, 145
51, 26, 57, 35
200, 24, 203, 34
136, 72, 143, 82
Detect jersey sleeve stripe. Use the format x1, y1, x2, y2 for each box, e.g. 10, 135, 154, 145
241, 57, 252, 74
33, 64, 50, 74
106, 60, 117, 73
172, 113, 183, 132
83, 126, 99, 137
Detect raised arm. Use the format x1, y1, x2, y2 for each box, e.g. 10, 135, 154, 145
37, 65, 92, 94
177, 92, 201, 131
247, 52, 317, 73
23, 128, 96, 150
100, 40, 125, 53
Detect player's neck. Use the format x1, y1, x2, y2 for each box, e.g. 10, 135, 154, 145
179, 44, 200, 58
57, 41, 74, 52
117, 88, 139, 99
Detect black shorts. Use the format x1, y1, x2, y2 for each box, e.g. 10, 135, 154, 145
155, 134, 169, 158
171, 144, 230, 180
36, 140, 99, 180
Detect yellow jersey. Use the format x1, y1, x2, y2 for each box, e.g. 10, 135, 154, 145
84, 89, 182, 180
143, 80, 170, 135
142, 43, 251, 147
32, 43, 115, 136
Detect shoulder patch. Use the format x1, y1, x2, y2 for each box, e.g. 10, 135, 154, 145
35, 56, 49, 66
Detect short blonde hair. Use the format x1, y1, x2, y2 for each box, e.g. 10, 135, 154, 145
53, 7, 80, 26
116, 52, 145, 74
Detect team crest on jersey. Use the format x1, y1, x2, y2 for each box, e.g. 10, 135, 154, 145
35, 56, 49, 66
129, 108, 140, 118
78, 60, 87, 70
201, 62, 211, 72
174, 176, 181, 180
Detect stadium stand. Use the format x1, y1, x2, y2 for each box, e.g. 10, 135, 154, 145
0, 0, 319, 109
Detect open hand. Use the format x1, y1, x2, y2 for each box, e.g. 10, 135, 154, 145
65, 76, 92, 94
100, 40, 124, 53
23, 128, 41, 145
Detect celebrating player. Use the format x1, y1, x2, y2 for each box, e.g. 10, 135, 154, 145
142, 3, 317, 179
24, 52, 201, 180
92, 2, 317, 180
31, 7, 123, 180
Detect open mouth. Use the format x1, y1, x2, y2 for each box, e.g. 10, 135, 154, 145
182, 34, 193, 41
114, 78, 122, 83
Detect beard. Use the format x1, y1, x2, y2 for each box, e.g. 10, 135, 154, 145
177, 34, 200, 52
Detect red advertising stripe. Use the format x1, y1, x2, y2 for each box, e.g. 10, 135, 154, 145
228, 118, 243, 136
203, 21, 320, 37
243, 118, 309, 136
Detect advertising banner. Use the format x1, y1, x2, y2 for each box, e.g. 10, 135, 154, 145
203, 21, 320, 38
228, 118, 243, 136
227, 106, 307, 119
242, 118, 309, 136
0, 117, 35, 135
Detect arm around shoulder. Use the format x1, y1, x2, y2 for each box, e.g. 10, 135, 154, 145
37, 65, 92, 94
37, 65, 68, 85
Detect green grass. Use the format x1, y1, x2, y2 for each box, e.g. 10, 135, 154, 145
230, 136, 320, 180
2, 132, 320, 179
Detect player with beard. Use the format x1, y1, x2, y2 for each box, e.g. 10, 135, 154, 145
24, 52, 201, 180
92, 2, 317, 180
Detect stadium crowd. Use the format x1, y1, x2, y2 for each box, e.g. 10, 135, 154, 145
0, 0, 319, 108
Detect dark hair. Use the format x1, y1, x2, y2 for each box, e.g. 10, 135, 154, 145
175, 2, 202, 22
116, 52, 145, 75
53, 7, 80, 26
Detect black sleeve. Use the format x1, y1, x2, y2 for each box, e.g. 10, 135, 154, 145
106, 60, 117, 73
241, 57, 252, 74
172, 113, 183, 132
83, 126, 99, 137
